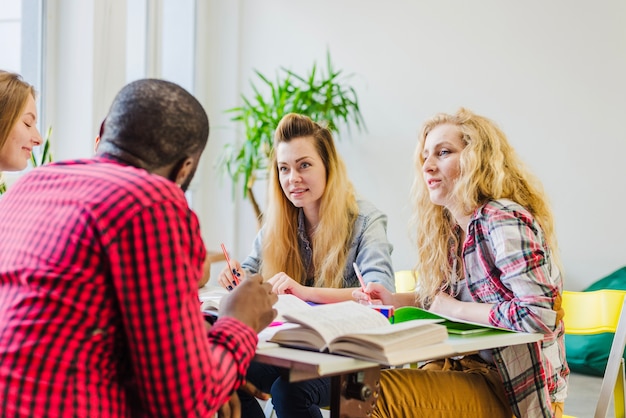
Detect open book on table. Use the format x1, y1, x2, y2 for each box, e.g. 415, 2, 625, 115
199, 287, 312, 322
268, 300, 449, 365
199, 287, 229, 312
393, 306, 513, 335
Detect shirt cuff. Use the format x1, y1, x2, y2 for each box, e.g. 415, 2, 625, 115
209, 317, 258, 385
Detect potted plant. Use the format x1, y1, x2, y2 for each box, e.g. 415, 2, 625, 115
219, 52, 365, 226
30, 126, 54, 167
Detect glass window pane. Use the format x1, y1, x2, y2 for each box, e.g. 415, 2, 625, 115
0, 23, 22, 72
0, 0, 21, 19
0, 0, 22, 72
126, 0, 148, 82
0, 0, 45, 187
162, 0, 195, 91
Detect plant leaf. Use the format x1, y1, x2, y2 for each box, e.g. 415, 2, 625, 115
219, 52, 366, 205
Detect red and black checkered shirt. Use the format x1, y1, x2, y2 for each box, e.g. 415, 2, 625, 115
0, 157, 257, 417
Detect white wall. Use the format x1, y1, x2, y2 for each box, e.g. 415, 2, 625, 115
43, 0, 626, 291
197, 0, 626, 290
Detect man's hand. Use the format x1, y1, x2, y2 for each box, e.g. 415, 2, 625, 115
219, 273, 278, 333
217, 392, 241, 418
239, 380, 270, 401
217, 382, 270, 418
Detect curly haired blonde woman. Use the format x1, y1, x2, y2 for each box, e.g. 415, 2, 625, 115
354, 108, 569, 418
0, 70, 42, 171
218, 112, 394, 417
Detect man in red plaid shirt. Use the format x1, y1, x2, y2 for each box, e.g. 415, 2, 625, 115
0, 78, 277, 417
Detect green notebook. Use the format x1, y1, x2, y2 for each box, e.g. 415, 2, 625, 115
393, 306, 513, 335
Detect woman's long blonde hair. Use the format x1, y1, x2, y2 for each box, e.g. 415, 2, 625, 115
0, 70, 36, 151
261, 113, 358, 288
410, 108, 560, 307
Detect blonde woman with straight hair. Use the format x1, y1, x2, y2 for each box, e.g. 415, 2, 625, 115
354, 108, 569, 418
0, 70, 42, 171
218, 112, 394, 418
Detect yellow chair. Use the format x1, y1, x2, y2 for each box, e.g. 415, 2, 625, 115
562, 290, 626, 418
395, 270, 417, 293
562, 290, 626, 335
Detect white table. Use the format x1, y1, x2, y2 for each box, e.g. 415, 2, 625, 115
199, 286, 543, 417
254, 331, 543, 418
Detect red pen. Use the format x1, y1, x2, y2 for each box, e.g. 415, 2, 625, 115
221, 243, 240, 286
352, 262, 371, 303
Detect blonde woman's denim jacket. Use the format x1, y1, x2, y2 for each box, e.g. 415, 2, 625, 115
242, 199, 395, 292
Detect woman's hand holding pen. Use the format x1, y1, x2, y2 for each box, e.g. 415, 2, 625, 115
219, 273, 278, 334
352, 282, 394, 306
218, 243, 243, 291
217, 260, 243, 291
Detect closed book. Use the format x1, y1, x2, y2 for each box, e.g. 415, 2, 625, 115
393, 306, 514, 335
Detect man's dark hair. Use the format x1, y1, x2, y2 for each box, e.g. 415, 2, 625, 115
97, 78, 209, 171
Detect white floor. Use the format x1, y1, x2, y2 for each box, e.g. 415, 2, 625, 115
258, 400, 330, 418
565, 372, 615, 418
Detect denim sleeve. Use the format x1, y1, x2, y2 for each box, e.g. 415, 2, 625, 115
241, 228, 263, 275
345, 201, 395, 292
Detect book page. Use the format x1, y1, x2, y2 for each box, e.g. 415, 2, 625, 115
330, 321, 449, 364
199, 286, 228, 311
281, 301, 391, 348
198, 288, 310, 319
332, 320, 446, 352
258, 322, 301, 346
273, 294, 312, 322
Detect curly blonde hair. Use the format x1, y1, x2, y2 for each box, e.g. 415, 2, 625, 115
410, 108, 560, 307
261, 113, 358, 288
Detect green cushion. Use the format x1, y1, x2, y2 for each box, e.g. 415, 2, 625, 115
565, 333, 625, 377
584, 266, 626, 291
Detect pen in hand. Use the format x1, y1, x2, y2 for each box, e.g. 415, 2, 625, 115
221, 243, 241, 288
352, 262, 371, 304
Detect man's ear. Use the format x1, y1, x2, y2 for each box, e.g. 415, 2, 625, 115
94, 120, 105, 153
173, 156, 195, 187
98, 119, 105, 137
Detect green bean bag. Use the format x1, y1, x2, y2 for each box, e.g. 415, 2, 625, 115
565, 267, 626, 376
584, 266, 626, 292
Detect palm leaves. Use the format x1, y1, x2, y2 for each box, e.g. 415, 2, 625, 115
219, 52, 365, 221
30, 126, 54, 167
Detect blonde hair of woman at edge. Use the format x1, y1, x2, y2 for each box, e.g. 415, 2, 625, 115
410, 107, 561, 308
260, 113, 359, 289
0, 71, 38, 159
